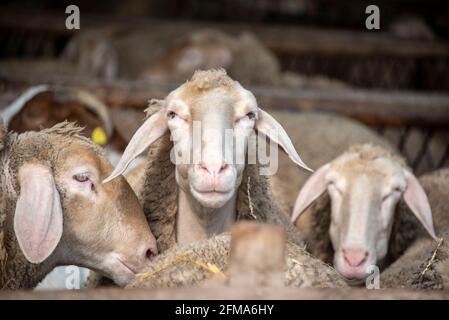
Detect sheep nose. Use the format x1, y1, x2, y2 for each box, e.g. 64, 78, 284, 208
342, 248, 368, 267
195, 162, 230, 176
141, 243, 158, 266
145, 246, 157, 262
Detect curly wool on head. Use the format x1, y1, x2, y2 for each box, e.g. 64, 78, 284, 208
347, 144, 407, 169
185, 69, 236, 91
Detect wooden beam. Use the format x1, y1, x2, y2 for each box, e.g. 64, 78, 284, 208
2, 75, 449, 127
227, 222, 285, 287
1, 287, 449, 300
1, 9, 449, 57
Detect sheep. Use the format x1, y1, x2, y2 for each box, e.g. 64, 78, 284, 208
1, 87, 132, 290
62, 28, 118, 80
127, 233, 347, 289
2, 85, 113, 143
0, 121, 158, 289
140, 29, 281, 86
381, 168, 449, 289
0, 85, 136, 289
1, 86, 150, 290
291, 144, 438, 284
62, 27, 347, 89
105, 69, 311, 253
141, 29, 348, 90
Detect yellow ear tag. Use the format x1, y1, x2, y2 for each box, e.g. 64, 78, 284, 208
92, 127, 108, 145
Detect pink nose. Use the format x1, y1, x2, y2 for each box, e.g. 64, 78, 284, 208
122, 242, 158, 274
342, 248, 368, 268
195, 162, 230, 176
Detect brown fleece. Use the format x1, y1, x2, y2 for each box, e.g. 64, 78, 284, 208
128, 233, 346, 289
0, 122, 104, 289
0, 120, 6, 152
381, 168, 449, 289
140, 107, 304, 253
295, 193, 333, 264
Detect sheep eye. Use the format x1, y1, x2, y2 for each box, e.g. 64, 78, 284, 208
167, 111, 177, 119
327, 182, 342, 194
246, 112, 256, 120
383, 187, 403, 202
73, 173, 89, 182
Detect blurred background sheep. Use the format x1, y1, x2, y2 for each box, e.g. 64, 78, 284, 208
0, 0, 448, 297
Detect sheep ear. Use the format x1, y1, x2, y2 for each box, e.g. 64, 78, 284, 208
14, 163, 63, 264
403, 170, 438, 240
291, 163, 330, 223
104, 109, 167, 183
256, 108, 312, 172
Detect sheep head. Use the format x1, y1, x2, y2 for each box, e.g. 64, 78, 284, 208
13, 126, 157, 286
106, 69, 311, 209
291, 144, 437, 284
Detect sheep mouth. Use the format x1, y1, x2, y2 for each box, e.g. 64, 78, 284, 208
190, 187, 235, 208
116, 257, 138, 275
196, 190, 231, 196
339, 272, 368, 284
191, 186, 233, 196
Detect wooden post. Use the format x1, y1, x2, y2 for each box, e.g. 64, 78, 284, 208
227, 222, 286, 287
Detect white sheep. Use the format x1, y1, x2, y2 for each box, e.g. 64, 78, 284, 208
105, 69, 311, 252
0, 121, 157, 289
291, 144, 437, 284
